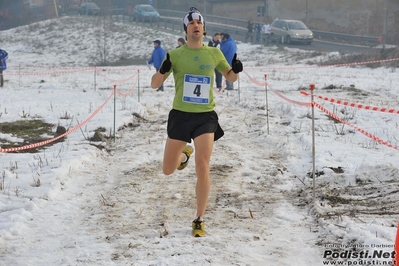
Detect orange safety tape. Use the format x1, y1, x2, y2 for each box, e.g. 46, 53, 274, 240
115, 77, 138, 97
301, 91, 399, 114
242, 70, 266, 86
314, 102, 398, 150
7, 65, 95, 70
8, 65, 139, 71
95, 66, 143, 71
6, 67, 148, 77
95, 69, 138, 83
244, 73, 398, 150
0, 90, 115, 153
7, 57, 399, 74
244, 57, 399, 71
6, 67, 94, 76
226, 71, 312, 107
268, 83, 313, 107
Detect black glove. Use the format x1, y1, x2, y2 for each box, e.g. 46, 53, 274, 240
231, 53, 243, 74
159, 53, 172, 74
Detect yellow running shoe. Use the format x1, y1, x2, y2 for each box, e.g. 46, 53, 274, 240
192, 218, 205, 237
177, 145, 193, 170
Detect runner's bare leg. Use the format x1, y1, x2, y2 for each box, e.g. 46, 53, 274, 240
193, 133, 214, 217
162, 137, 187, 175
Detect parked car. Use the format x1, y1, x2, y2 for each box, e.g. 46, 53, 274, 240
270, 18, 313, 44
79, 2, 101, 16
131, 4, 160, 22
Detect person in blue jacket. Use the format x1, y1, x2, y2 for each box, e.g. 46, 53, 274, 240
220, 33, 237, 90
148, 40, 166, 91
0, 49, 8, 87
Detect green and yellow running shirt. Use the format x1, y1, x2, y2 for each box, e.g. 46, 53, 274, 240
165, 44, 231, 113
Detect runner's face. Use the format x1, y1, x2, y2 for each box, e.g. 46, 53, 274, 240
187, 19, 204, 40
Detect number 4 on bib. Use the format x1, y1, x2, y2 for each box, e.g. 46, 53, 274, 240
183, 74, 211, 104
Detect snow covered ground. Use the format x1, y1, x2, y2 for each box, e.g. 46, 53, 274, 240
0, 16, 398, 265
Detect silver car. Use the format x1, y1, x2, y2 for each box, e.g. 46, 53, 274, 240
132, 4, 160, 22
270, 19, 313, 44
79, 2, 101, 16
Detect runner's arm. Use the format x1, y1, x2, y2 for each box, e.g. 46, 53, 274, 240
151, 72, 169, 89
222, 68, 239, 83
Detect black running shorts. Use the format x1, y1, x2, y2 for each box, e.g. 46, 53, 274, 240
167, 109, 224, 143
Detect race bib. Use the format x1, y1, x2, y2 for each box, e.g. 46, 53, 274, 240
182, 74, 211, 104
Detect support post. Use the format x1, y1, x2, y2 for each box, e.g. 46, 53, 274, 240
264, 74, 269, 134
113, 84, 116, 143
53, 0, 59, 17
310, 84, 316, 201
238, 74, 241, 102
94, 66, 97, 91
19, 64, 21, 89
137, 69, 141, 102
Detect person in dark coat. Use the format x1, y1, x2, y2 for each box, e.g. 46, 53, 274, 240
176, 37, 186, 48
0, 48, 8, 87
245, 20, 253, 43
255, 23, 261, 43
208, 33, 222, 90
148, 40, 166, 91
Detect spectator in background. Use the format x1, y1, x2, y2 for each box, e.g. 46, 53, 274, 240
147, 40, 166, 91
220, 33, 237, 91
262, 21, 271, 45
176, 37, 186, 48
0, 48, 8, 87
255, 23, 261, 43
245, 20, 253, 43
208, 33, 222, 90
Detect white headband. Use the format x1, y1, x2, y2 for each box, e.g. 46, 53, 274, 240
183, 12, 204, 27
